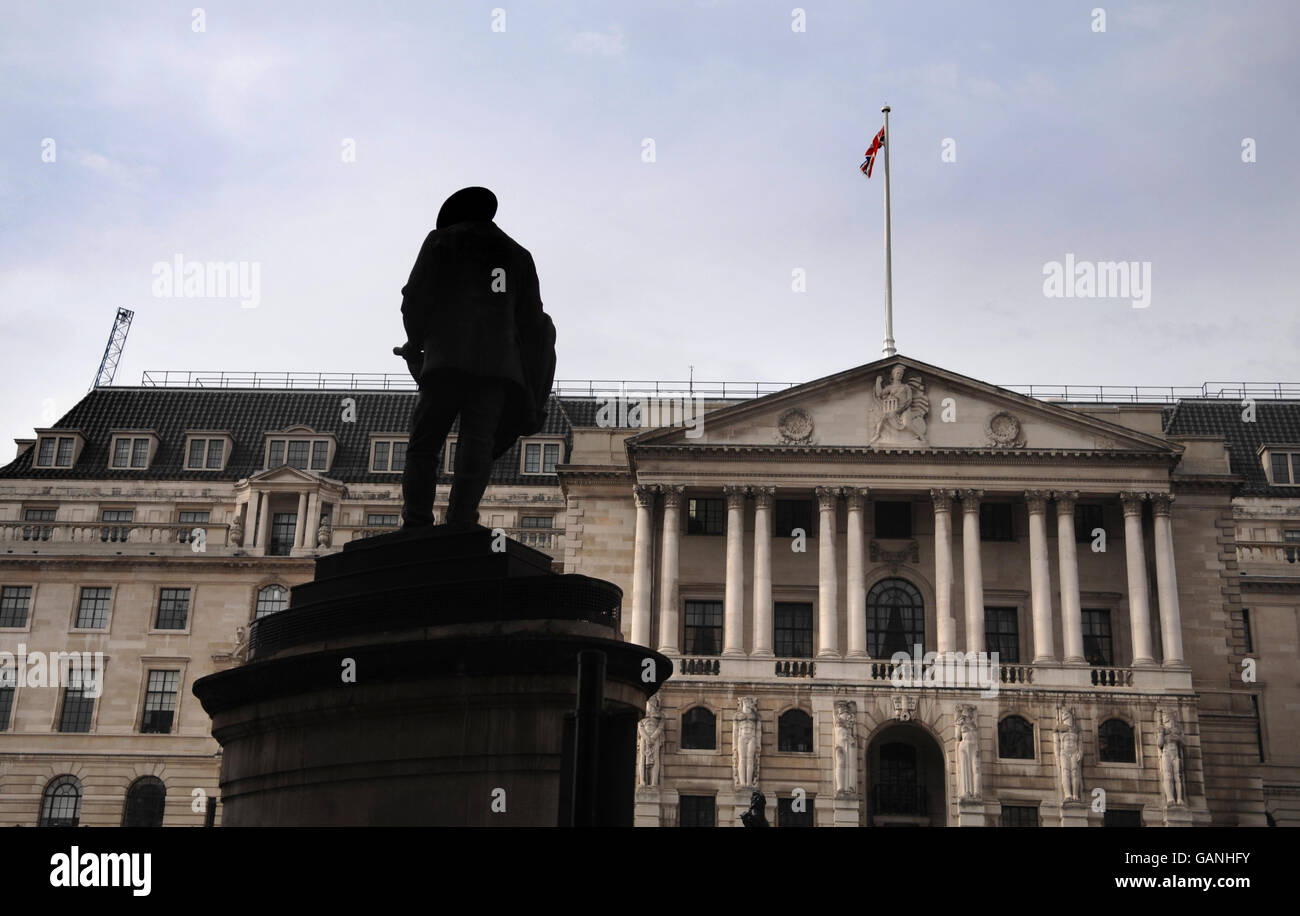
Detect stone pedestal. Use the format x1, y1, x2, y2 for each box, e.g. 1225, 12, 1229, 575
634, 787, 664, 827
956, 797, 987, 826
732, 788, 758, 827
1163, 804, 1193, 827
193, 525, 669, 826
1059, 799, 1090, 827
832, 794, 861, 827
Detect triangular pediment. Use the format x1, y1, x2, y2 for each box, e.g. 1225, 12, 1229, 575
628, 354, 1177, 455
245, 465, 322, 484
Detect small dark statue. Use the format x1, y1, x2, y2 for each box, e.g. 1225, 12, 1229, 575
740, 790, 769, 828
396, 187, 556, 527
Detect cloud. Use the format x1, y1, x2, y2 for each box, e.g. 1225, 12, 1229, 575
563, 26, 626, 57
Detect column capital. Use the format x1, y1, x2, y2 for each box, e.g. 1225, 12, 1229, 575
633, 484, 657, 508
1024, 490, 1049, 514
930, 488, 957, 512
844, 487, 869, 510
1119, 491, 1147, 516
959, 489, 984, 512
723, 485, 748, 509
751, 486, 775, 509
660, 484, 686, 508
1150, 492, 1175, 516
814, 486, 842, 511
1053, 490, 1079, 514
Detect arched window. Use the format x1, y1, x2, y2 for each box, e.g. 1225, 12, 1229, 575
1098, 718, 1136, 763
122, 776, 166, 827
778, 709, 813, 753
997, 715, 1035, 759
39, 775, 82, 827
255, 585, 288, 619
681, 707, 716, 750
867, 578, 925, 658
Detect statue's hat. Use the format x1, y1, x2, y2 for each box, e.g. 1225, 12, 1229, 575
437, 186, 498, 229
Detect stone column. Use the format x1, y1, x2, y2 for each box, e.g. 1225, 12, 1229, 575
931, 489, 957, 654
657, 486, 684, 655
1120, 492, 1155, 665
293, 492, 308, 548
750, 487, 775, 658
304, 491, 321, 550
255, 491, 270, 551
815, 486, 841, 657
1151, 493, 1185, 666
1026, 490, 1056, 663
723, 486, 748, 657
630, 484, 656, 647
845, 488, 869, 657
960, 490, 985, 654
1054, 491, 1085, 663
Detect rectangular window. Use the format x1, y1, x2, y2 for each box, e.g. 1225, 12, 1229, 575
373, 441, 391, 471
521, 516, 553, 529
311, 441, 329, 470
1102, 808, 1142, 827
1271, 452, 1292, 484
58, 684, 95, 733
1000, 805, 1039, 827
390, 441, 407, 472
524, 443, 541, 473
115, 439, 135, 468
155, 588, 191, 630
777, 797, 814, 827
366, 513, 399, 527
0, 684, 13, 731
1082, 608, 1113, 667
269, 513, 297, 556
687, 497, 725, 535
286, 441, 309, 469
205, 439, 224, 469
774, 602, 814, 658
1252, 695, 1265, 762
24, 508, 55, 521
75, 587, 112, 628
0, 586, 33, 628
22, 507, 55, 541
37, 438, 55, 466
542, 442, 560, 473
187, 439, 206, 469
683, 600, 723, 655
774, 499, 815, 539
985, 607, 1020, 663
1075, 504, 1105, 543
445, 440, 457, 474
55, 437, 74, 467
1283, 529, 1300, 563
141, 670, 180, 734
678, 796, 715, 828
874, 501, 912, 538
268, 440, 285, 467
130, 438, 149, 468
1242, 608, 1253, 654
980, 503, 1014, 541
177, 511, 209, 544
100, 509, 133, 543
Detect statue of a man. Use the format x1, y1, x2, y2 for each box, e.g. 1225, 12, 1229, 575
636, 694, 665, 788
397, 187, 556, 528
1157, 707, 1186, 806
733, 696, 761, 788
228, 511, 244, 547
955, 704, 981, 800
833, 700, 858, 797
740, 790, 769, 828
1054, 706, 1084, 802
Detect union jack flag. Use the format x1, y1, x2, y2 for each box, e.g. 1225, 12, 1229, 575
860, 127, 885, 178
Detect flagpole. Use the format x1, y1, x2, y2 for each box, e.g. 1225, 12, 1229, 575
881, 104, 896, 357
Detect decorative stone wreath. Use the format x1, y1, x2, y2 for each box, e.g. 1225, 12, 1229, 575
985, 411, 1026, 448
777, 407, 815, 445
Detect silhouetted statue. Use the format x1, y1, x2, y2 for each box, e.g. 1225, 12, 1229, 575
396, 187, 556, 527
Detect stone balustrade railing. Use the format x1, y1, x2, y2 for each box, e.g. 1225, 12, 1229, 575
0, 522, 230, 548
333, 524, 562, 556
1235, 540, 1300, 568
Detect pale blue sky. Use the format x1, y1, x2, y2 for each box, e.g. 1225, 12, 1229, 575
2, 0, 1297, 456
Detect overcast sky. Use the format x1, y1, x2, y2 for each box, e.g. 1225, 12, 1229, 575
2, 1, 1296, 457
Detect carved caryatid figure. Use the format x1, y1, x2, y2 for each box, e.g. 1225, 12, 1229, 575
230, 625, 249, 663
955, 704, 982, 800
833, 700, 858, 797
1157, 707, 1187, 806
870, 366, 929, 445
733, 696, 761, 788
317, 514, 332, 548
1054, 707, 1084, 802
229, 512, 244, 547
636, 694, 665, 788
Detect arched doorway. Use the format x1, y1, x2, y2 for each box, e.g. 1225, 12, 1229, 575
866, 722, 946, 826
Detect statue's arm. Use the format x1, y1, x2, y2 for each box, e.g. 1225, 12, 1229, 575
400, 230, 448, 347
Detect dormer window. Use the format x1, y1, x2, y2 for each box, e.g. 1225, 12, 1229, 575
1260, 446, 1300, 486
107, 431, 159, 470
521, 439, 562, 475
370, 436, 408, 473
184, 433, 233, 471
264, 427, 336, 472
33, 430, 86, 468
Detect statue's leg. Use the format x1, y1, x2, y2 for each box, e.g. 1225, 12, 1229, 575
446, 377, 508, 525
402, 380, 461, 526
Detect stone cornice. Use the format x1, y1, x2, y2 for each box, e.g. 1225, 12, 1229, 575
629, 444, 1175, 465
0, 555, 312, 571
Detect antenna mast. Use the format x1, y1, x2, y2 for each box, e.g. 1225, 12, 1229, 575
93, 308, 135, 388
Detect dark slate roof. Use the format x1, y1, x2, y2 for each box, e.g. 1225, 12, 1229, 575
0, 387, 574, 486
1163, 399, 1300, 496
